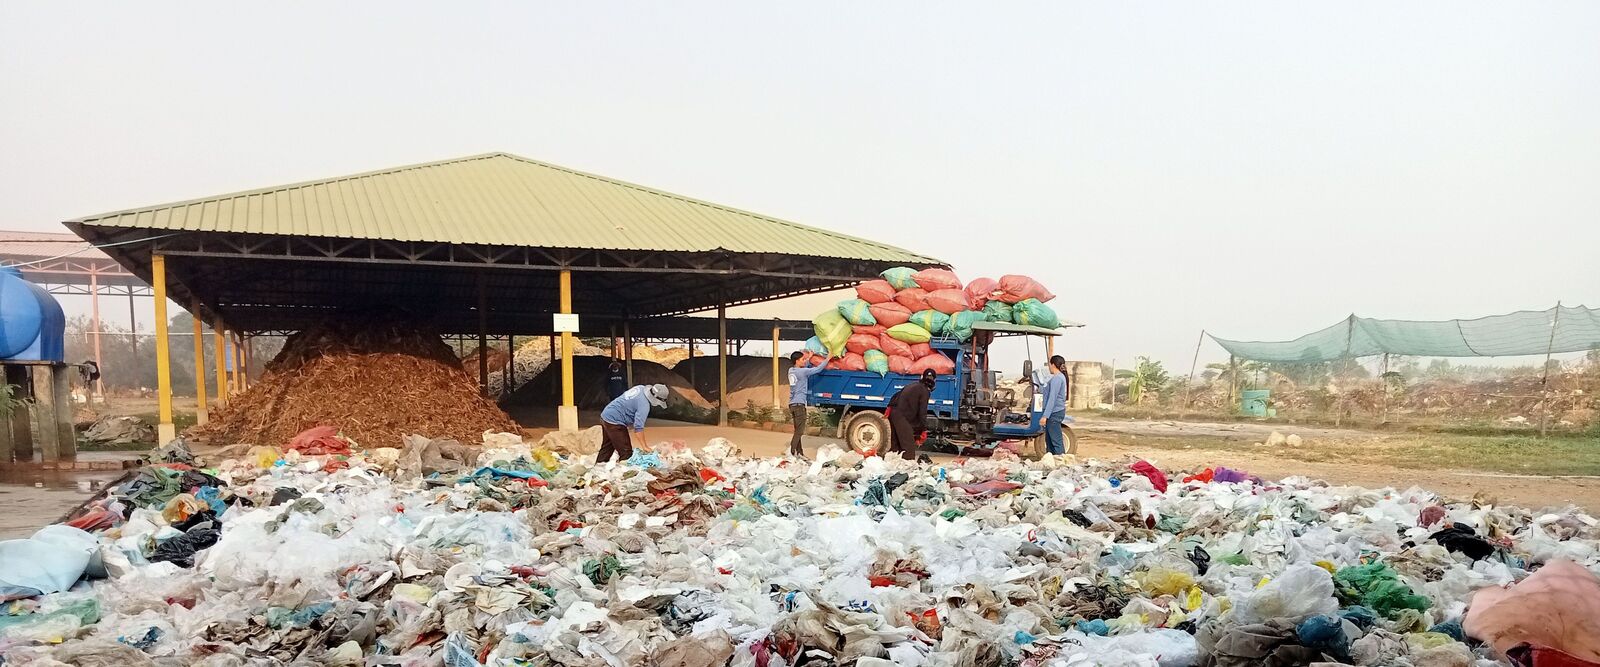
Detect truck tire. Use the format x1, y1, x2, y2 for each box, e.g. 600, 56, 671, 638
1026, 435, 1046, 461
843, 410, 890, 456
1064, 425, 1078, 455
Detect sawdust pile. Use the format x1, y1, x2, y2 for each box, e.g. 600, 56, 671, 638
186, 316, 518, 447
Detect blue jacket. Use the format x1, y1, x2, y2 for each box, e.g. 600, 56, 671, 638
1033, 370, 1068, 415
788, 360, 828, 405
601, 386, 653, 432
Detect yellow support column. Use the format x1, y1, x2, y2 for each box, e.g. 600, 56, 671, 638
557, 269, 578, 431
771, 324, 780, 409
192, 305, 208, 426
213, 323, 229, 407
234, 334, 246, 393
152, 254, 175, 444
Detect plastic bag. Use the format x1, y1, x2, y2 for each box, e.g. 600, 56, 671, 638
886, 324, 932, 344
909, 310, 951, 335
964, 277, 999, 309
813, 310, 851, 356
997, 274, 1055, 303
0, 525, 98, 595
880, 267, 919, 290
893, 287, 931, 312
855, 279, 897, 304
943, 311, 984, 342
804, 336, 829, 355
846, 333, 881, 355
837, 299, 878, 326
864, 350, 889, 377
912, 268, 962, 292
868, 302, 912, 327
1463, 559, 1600, 660
909, 342, 932, 357
982, 300, 1013, 323
909, 353, 956, 375
1011, 298, 1060, 329
879, 335, 912, 358
887, 355, 913, 375
1134, 567, 1195, 597
1334, 562, 1431, 619
1233, 562, 1339, 624
924, 289, 970, 315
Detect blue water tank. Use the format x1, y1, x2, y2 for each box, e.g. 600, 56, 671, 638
0, 266, 65, 362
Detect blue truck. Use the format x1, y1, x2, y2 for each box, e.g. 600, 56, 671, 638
804, 321, 1075, 458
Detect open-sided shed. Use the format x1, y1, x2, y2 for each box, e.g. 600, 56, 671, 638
63, 152, 942, 441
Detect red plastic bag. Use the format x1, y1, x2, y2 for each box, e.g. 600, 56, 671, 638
879, 335, 912, 358
855, 279, 897, 304
924, 289, 971, 315
1130, 460, 1169, 492
913, 268, 962, 292
894, 288, 931, 312
868, 302, 912, 327
852, 324, 886, 336
887, 355, 913, 375
909, 353, 955, 375
287, 425, 352, 455
997, 274, 1055, 304
909, 342, 932, 358
838, 353, 867, 371
846, 333, 881, 355
964, 277, 999, 309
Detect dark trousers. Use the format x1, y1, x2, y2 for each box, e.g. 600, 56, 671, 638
889, 415, 919, 460
788, 404, 807, 455
598, 422, 633, 463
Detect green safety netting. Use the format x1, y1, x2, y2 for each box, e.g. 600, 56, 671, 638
1210, 305, 1600, 362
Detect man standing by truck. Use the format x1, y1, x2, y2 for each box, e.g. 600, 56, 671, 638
1033, 355, 1070, 455
887, 369, 937, 460
787, 349, 831, 457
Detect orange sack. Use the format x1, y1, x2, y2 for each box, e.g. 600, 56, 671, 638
855, 279, 897, 304
997, 274, 1055, 304
925, 289, 972, 315
837, 352, 868, 371
852, 324, 886, 336
913, 268, 962, 292
868, 302, 912, 327
909, 353, 956, 375
909, 342, 932, 358
879, 335, 913, 358
887, 355, 913, 375
846, 333, 881, 355
964, 277, 1000, 309
894, 288, 931, 312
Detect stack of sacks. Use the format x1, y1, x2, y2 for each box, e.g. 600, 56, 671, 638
808, 267, 1058, 377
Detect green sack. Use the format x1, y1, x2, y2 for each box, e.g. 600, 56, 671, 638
982, 300, 1013, 323
886, 323, 932, 344
864, 349, 889, 377
944, 310, 984, 342
836, 299, 878, 326
1012, 298, 1060, 329
813, 310, 851, 356
909, 309, 951, 335
880, 266, 918, 291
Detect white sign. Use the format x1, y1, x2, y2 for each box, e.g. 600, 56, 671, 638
552, 313, 581, 333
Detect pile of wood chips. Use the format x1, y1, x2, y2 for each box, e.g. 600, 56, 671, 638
186, 316, 518, 448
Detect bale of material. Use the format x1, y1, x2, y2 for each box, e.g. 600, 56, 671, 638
676, 355, 793, 403
505, 357, 711, 411
186, 317, 518, 447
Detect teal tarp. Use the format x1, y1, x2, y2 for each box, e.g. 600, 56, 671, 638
1211, 305, 1600, 362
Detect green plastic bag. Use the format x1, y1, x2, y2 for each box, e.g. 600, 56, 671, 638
813, 310, 852, 356
982, 300, 1013, 323
880, 266, 918, 291
836, 299, 877, 326
886, 323, 932, 344
864, 349, 889, 376
1012, 298, 1060, 329
909, 309, 951, 335
1333, 562, 1431, 619
944, 310, 984, 342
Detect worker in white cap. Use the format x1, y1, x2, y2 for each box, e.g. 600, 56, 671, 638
597, 383, 669, 463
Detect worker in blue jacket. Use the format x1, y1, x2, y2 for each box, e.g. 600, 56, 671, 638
786, 349, 831, 457
597, 383, 668, 463
1032, 355, 1070, 455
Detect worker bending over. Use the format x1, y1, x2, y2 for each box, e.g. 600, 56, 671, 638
886, 369, 937, 460
598, 383, 668, 463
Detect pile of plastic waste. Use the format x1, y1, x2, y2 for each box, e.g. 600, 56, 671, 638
3, 432, 1599, 666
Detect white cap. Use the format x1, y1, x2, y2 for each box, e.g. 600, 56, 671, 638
645, 384, 669, 408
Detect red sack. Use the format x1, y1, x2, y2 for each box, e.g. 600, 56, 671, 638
838, 353, 867, 371
879, 335, 912, 358
1130, 460, 1169, 493
964, 277, 1000, 309
894, 288, 931, 312
997, 274, 1055, 304
925, 289, 971, 315
287, 425, 352, 455
909, 353, 955, 375
868, 302, 912, 327
912, 268, 962, 292
887, 355, 913, 375
852, 324, 886, 336
846, 333, 881, 355
909, 342, 932, 358
855, 279, 897, 304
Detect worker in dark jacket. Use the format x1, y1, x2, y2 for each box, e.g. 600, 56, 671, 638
886, 369, 937, 460
605, 360, 627, 401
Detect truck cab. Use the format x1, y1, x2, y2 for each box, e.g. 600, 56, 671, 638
804, 321, 1074, 458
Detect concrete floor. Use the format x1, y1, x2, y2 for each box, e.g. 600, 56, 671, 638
0, 451, 138, 540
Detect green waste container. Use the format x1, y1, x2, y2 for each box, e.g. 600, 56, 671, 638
1240, 389, 1271, 417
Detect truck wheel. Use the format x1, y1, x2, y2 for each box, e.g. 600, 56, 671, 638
843, 410, 890, 455
1064, 425, 1078, 455
1026, 435, 1046, 461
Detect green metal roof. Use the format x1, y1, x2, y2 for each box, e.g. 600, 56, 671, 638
67, 152, 941, 265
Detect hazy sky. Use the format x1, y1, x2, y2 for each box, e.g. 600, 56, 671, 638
3, 2, 1596, 370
